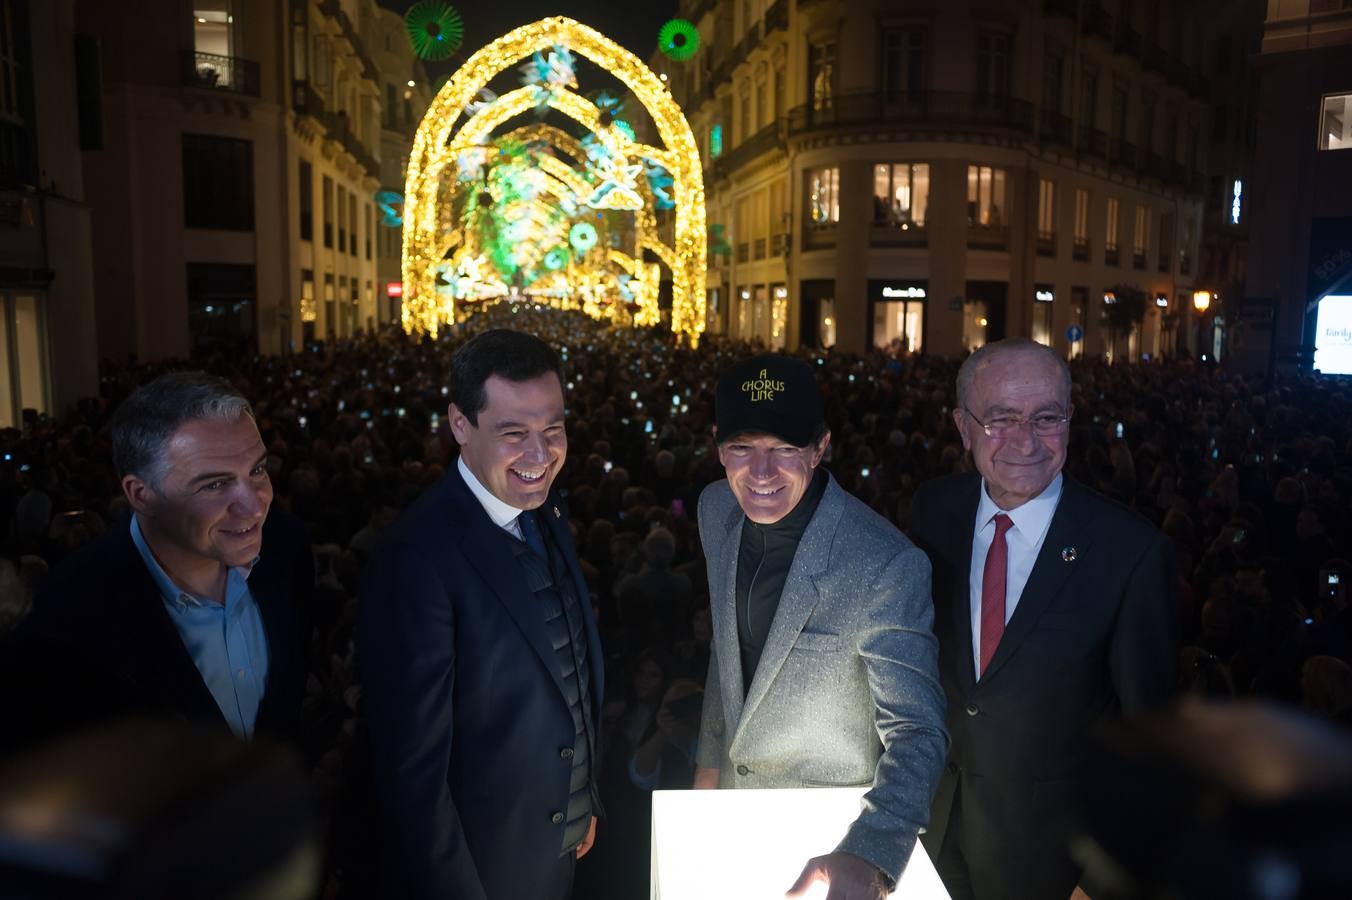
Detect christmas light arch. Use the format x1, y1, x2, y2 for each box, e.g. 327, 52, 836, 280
401, 16, 707, 342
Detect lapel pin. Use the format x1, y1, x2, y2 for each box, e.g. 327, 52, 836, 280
1061, 546, 1078, 563
553, 506, 561, 519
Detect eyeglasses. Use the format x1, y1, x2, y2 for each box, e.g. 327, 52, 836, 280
963, 407, 1071, 439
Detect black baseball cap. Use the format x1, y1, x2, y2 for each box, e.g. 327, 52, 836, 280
715, 354, 824, 447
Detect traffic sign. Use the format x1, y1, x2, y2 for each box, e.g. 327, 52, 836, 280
1066, 325, 1084, 343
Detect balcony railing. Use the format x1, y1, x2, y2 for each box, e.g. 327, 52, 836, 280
1039, 109, 1074, 147
1158, 251, 1172, 273
1077, 125, 1109, 159
1180, 253, 1192, 276
766, 0, 788, 33
736, 242, 749, 263
1105, 245, 1120, 266
0, 120, 35, 186
968, 224, 1009, 250
771, 233, 791, 256
1044, 0, 1079, 20
714, 121, 784, 178
1081, 6, 1114, 41
1109, 137, 1138, 168
1073, 238, 1090, 261
1114, 25, 1141, 57
292, 81, 379, 178
1132, 251, 1147, 269
1143, 43, 1170, 76
803, 223, 837, 251
788, 91, 1034, 135
753, 237, 767, 260
870, 222, 927, 247
1037, 231, 1057, 257
182, 50, 260, 97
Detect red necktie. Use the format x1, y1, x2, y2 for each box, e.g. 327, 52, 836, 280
979, 514, 1013, 678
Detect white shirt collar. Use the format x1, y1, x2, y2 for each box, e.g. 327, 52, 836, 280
975, 473, 1063, 541
457, 455, 525, 530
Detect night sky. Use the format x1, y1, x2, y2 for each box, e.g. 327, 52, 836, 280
380, 0, 681, 84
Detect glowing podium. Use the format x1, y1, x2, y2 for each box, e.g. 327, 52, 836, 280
651, 788, 951, 900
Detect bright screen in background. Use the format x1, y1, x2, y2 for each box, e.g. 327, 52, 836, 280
1314, 295, 1352, 375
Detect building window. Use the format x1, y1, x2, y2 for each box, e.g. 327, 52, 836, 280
1105, 196, 1120, 265
323, 273, 335, 337
1042, 46, 1064, 114
1032, 286, 1054, 347
186, 263, 255, 354
1037, 178, 1056, 256
1179, 217, 1194, 275
336, 185, 346, 252
1138, 90, 1156, 154
349, 192, 358, 255
1133, 204, 1149, 269
298, 159, 312, 241
966, 165, 1006, 226
872, 163, 929, 229
1110, 82, 1128, 142
881, 28, 926, 103
755, 78, 767, 130
182, 134, 253, 230
0, 290, 49, 428
1320, 93, 1352, 150
192, 2, 234, 57
365, 203, 373, 260
322, 175, 333, 248
1073, 188, 1090, 260
739, 81, 752, 142
0, 0, 22, 123
1080, 67, 1099, 129
1158, 213, 1173, 272
807, 166, 839, 225
774, 65, 786, 120
809, 40, 836, 112
385, 83, 397, 129
975, 31, 1011, 104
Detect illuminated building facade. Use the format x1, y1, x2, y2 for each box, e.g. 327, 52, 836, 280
75, 0, 429, 361
1243, 0, 1352, 375
659, 0, 1259, 360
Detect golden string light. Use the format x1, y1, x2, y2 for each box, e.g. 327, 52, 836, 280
401, 16, 707, 342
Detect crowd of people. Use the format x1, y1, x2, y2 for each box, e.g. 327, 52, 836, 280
2, 302, 1351, 897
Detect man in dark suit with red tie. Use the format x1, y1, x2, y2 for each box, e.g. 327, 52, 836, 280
912, 339, 1177, 900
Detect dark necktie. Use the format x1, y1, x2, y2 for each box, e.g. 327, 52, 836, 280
517, 510, 547, 560
979, 513, 1014, 678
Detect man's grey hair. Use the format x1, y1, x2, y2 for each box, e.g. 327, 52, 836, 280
111, 371, 255, 485
955, 339, 1073, 410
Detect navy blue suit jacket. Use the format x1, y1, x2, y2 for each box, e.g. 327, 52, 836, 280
913, 474, 1177, 900
1, 510, 313, 757
358, 463, 604, 900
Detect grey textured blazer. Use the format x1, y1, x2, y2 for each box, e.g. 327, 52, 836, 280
695, 474, 948, 883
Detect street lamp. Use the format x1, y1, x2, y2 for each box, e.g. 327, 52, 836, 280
1193, 291, 1212, 360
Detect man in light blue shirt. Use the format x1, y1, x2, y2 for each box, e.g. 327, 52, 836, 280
3, 372, 313, 755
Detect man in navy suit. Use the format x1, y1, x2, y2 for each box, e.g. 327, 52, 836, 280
913, 339, 1177, 900
359, 329, 603, 900
2, 372, 312, 755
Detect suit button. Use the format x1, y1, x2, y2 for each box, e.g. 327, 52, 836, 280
736, 764, 750, 776
946, 762, 959, 774
965, 703, 980, 717
551, 812, 565, 825
560, 747, 575, 760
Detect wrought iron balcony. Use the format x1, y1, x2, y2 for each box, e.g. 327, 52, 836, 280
968, 224, 1009, 250
1114, 26, 1141, 57
766, 0, 788, 33
714, 121, 784, 178
1044, 0, 1079, 20
1077, 125, 1109, 159
182, 50, 260, 97
1073, 238, 1090, 262
788, 91, 1034, 135
1039, 109, 1074, 147
1081, 6, 1114, 41
1105, 245, 1120, 266
1037, 231, 1057, 257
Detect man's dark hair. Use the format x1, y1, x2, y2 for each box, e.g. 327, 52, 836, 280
110, 371, 254, 484
450, 329, 562, 427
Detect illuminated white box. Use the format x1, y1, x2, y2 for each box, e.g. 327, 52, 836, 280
651, 788, 951, 900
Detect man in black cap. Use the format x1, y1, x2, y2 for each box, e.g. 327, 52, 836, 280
693, 354, 948, 899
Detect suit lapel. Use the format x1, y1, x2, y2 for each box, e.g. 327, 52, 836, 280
733, 480, 843, 743
979, 478, 1093, 683
714, 508, 747, 729
947, 477, 982, 692
111, 531, 228, 727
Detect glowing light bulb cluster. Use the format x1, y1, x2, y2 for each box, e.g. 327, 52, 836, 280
400, 16, 707, 343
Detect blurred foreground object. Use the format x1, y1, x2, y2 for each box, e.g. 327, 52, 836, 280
0, 720, 320, 900
1080, 700, 1352, 900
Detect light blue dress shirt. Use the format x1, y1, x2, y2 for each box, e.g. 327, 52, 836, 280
130, 516, 270, 738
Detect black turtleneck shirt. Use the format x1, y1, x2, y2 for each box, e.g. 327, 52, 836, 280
735, 469, 829, 694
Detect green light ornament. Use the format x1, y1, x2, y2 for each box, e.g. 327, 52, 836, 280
405, 0, 464, 61
658, 19, 700, 62
569, 222, 598, 253
544, 247, 570, 270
